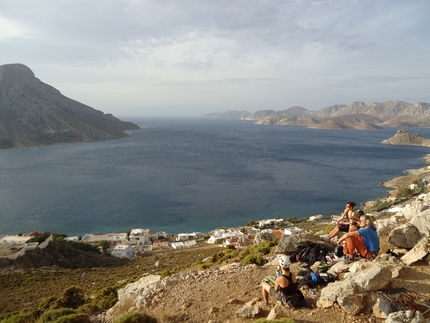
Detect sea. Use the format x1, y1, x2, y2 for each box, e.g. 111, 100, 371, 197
1, 117, 430, 237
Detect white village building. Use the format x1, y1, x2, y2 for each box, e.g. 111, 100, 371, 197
176, 232, 197, 241
129, 228, 150, 245
111, 244, 133, 259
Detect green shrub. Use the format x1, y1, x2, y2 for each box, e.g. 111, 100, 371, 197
323, 225, 335, 235
38, 308, 76, 323
77, 304, 103, 316
0, 313, 36, 323
65, 241, 99, 253
37, 296, 57, 311
241, 255, 266, 266
26, 232, 51, 244
113, 311, 157, 323
54, 313, 90, 323
55, 287, 85, 309
91, 286, 118, 309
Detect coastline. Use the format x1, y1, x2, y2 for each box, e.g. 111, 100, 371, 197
380, 153, 430, 194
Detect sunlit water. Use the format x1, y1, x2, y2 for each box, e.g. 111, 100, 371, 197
1, 117, 429, 237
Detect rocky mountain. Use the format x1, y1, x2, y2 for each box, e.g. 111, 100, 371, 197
0, 63, 140, 149
381, 129, 430, 147
209, 100, 430, 130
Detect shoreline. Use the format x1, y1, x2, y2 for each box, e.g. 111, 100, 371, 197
379, 153, 430, 195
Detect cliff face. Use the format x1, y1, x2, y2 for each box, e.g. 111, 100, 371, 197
0, 63, 140, 149
381, 129, 430, 147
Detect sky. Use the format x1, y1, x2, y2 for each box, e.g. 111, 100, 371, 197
1, 0, 429, 117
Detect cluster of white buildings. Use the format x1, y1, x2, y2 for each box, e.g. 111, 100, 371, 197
0, 216, 310, 260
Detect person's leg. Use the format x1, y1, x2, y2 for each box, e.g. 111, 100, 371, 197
328, 226, 340, 238
261, 282, 273, 305
344, 235, 369, 258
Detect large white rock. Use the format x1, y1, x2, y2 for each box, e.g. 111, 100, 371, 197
337, 293, 365, 315
375, 216, 398, 235
401, 237, 430, 265
385, 310, 426, 323
351, 266, 392, 292
388, 223, 422, 248
409, 210, 430, 237
396, 200, 428, 221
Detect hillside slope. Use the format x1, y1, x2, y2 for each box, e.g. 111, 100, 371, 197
0, 63, 140, 149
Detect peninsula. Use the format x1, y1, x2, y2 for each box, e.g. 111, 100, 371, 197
0, 63, 140, 149
381, 129, 430, 147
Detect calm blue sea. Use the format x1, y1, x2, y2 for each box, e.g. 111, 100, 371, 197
1, 117, 430, 237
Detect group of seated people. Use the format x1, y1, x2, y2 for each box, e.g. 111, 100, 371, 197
261, 201, 380, 307
332, 201, 380, 261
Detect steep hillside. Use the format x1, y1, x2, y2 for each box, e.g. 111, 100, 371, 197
0, 63, 140, 149
309, 114, 383, 130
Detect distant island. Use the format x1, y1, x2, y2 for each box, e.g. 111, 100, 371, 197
203, 101, 430, 130
0, 63, 140, 149
381, 129, 430, 147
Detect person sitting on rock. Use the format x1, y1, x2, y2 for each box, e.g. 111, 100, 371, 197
337, 214, 380, 261
261, 255, 306, 307
324, 201, 360, 240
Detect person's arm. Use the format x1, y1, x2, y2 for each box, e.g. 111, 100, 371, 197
275, 277, 281, 291
336, 211, 347, 225
349, 210, 359, 222
337, 230, 360, 245
291, 273, 297, 284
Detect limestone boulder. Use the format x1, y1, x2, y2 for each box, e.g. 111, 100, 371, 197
374, 216, 398, 235
386, 310, 426, 323
409, 210, 430, 237
388, 223, 422, 248
235, 305, 262, 318
396, 200, 428, 220
275, 232, 333, 254
337, 293, 365, 316
351, 266, 392, 291
401, 237, 430, 265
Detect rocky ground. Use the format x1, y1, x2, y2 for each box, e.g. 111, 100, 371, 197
100, 229, 430, 323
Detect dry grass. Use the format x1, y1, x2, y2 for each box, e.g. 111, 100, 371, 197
0, 245, 222, 316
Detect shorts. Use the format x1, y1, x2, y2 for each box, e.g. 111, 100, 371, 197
269, 286, 276, 297
339, 224, 350, 232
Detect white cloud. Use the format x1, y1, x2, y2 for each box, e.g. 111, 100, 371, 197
1, 0, 429, 116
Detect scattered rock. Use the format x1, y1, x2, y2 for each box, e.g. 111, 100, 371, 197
401, 237, 430, 265
385, 310, 426, 323
235, 304, 262, 318
388, 223, 421, 249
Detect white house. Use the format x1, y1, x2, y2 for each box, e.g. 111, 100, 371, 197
207, 236, 225, 244
185, 240, 197, 247
258, 219, 284, 228
111, 244, 133, 259
81, 232, 128, 244
129, 228, 150, 245
176, 232, 197, 241
171, 242, 186, 249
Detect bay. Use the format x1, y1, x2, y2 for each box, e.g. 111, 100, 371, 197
1, 117, 429, 237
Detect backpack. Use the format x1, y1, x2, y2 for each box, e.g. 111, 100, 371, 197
276, 289, 306, 308
292, 242, 329, 266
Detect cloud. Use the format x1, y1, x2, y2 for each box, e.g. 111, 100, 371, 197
1, 0, 429, 116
